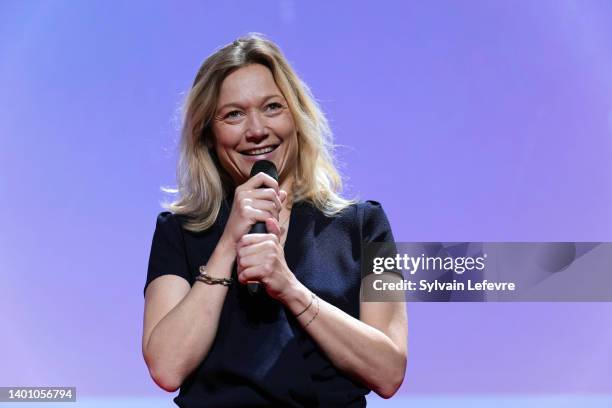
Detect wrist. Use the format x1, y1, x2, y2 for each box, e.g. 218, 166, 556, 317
215, 234, 237, 260
207, 237, 236, 278
279, 277, 310, 313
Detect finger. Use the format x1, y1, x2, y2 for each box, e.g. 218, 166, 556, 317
238, 233, 279, 247
248, 189, 283, 210
237, 253, 263, 270
243, 205, 275, 224
244, 188, 283, 211
236, 233, 264, 252
241, 172, 279, 194
238, 235, 279, 259
248, 198, 280, 219
238, 265, 267, 285
266, 218, 281, 238
236, 185, 283, 223
279, 189, 288, 203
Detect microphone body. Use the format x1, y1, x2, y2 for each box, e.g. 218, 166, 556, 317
246, 160, 278, 296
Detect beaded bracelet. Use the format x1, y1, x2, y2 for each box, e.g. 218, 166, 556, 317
195, 265, 233, 287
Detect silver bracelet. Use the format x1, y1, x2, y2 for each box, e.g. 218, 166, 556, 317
195, 265, 233, 287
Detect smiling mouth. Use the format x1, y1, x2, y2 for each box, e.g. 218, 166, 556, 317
240, 144, 279, 156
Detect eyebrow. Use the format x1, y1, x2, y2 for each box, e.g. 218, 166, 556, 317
216, 94, 284, 113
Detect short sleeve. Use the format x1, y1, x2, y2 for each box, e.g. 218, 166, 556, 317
361, 200, 395, 244
360, 201, 404, 300
144, 212, 191, 296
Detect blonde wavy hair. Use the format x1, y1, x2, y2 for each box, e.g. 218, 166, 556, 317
164, 33, 354, 232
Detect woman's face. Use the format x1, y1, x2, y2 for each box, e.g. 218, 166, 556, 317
211, 63, 298, 186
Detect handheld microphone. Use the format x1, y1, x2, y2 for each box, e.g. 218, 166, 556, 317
247, 160, 278, 295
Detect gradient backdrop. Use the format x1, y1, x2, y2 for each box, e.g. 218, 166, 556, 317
1, 1, 611, 407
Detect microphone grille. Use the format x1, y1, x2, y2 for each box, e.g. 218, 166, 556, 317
250, 160, 278, 181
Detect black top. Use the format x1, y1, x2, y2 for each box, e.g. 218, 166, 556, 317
144, 197, 395, 407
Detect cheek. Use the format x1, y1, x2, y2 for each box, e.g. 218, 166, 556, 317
213, 125, 242, 150
273, 115, 297, 142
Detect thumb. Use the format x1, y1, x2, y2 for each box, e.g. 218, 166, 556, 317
265, 217, 282, 238
279, 189, 288, 203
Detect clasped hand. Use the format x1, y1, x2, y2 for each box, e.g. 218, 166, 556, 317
221, 172, 296, 300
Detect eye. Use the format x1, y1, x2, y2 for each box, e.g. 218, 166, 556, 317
224, 110, 243, 120
265, 102, 283, 113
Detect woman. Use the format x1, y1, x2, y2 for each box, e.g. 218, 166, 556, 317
142, 33, 407, 407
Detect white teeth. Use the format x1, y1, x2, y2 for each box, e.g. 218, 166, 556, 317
243, 146, 275, 155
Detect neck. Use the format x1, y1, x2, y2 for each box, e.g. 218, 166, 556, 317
279, 175, 295, 209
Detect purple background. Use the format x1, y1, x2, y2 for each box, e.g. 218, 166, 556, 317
1, 0, 611, 399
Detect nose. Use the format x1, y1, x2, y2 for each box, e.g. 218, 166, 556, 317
244, 111, 268, 143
